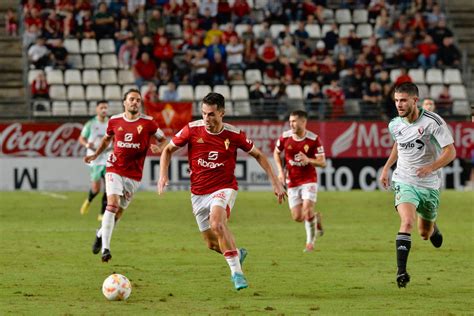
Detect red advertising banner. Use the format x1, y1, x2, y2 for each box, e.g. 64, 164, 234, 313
1, 121, 472, 158
144, 101, 192, 137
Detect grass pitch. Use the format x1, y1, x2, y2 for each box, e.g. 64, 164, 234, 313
0, 190, 472, 315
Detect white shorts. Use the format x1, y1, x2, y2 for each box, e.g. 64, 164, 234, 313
105, 172, 141, 209
191, 189, 238, 232
288, 182, 318, 209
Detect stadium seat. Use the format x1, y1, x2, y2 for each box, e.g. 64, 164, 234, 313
83, 69, 100, 85
101, 54, 119, 69
64, 38, 80, 54
100, 69, 118, 85
418, 84, 430, 100
81, 39, 98, 54
213, 85, 231, 99
68, 54, 83, 69
286, 85, 303, 99
344, 99, 360, 116
64, 69, 82, 85
252, 23, 263, 37
452, 100, 470, 115
83, 54, 101, 69
166, 24, 182, 38
108, 101, 123, 115
449, 84, 467, 99
177, 85, 194, 100
306, 24, 321, 39
86, 85, 104, 100
235, 24, 248, 37
321, 24, 332, 37
70, 101, 88, 116
426, 69, 443, 84
270, 24, 285, 38
231, 85, 251, 116
122, 84, 138, 96
253, 0, 268, 9
32, 100, 51, 116
356, 23, 373, 38
390, 68, 402, 83
28, 69, 43, 84
335, 9, 351, 24
67, 85, 85, 101
194, 85, 212, 100
245, 69, 262, 85
443, 68, 462, 84
352, 9, 368, 23
408, 68, 425, 83
323, 9, 334, 22
98, 39, 115, 54
429, 84, 444, 99
46, 69, 63, 85
118, 70, 135, 84
52, 101, 69, 116
104, 85, 122, 100
49, 85, 67, 100
339, 24, 355, 38
158, 85, 168, 98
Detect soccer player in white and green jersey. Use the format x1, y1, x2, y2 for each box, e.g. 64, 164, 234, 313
379, 83, 456, 288
79, 100, 111, 220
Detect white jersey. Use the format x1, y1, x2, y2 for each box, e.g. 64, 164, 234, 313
389, 109, 454, 189
81, 116, 110, 166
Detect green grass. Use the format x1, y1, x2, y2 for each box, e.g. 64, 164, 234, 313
0, 191, 472, 315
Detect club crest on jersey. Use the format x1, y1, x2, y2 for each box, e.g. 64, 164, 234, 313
304, 144, 309, 153
418, 127, 424, 135
137, 125, 143, 134
197, 138, 204, 143
224, 138, 230, 150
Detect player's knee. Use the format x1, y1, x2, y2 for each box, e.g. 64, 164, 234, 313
210, 221, 225, 235
292, 213, 304, 222
400, 219, 414, 231
106, 204, 119, 214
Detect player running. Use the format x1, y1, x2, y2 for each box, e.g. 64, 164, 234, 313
84, 89, 167, 262
157, 92, 286, 290
273, 110, 326, 252
380, 83, 456, 288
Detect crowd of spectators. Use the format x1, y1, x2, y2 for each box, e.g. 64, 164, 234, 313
19, 0, 465, 119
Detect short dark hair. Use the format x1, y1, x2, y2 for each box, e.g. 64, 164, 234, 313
290, 110, 308, 119
394, 82, 419, 97
96, 100, 108, 107
202, 92, 225, 111
123, 88, 142, 101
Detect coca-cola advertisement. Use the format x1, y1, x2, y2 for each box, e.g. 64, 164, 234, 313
0, 121, 472, 158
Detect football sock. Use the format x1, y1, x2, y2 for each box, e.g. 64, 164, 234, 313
224, 250, 242, 275
96, 227, 102, 238
101, 192, 107, 214
88, 189, 98, 202
396, 232, 411, 274
305, 216, 317, 244
101, 210, 116, 252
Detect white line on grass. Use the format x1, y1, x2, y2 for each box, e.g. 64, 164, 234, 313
39, 191, 69, 200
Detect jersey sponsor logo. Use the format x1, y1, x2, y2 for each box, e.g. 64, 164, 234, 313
208, 151, 218, 160
124, 133, 133, 141
197, 158, 224, 168
289, 154, 305, 167
399, 139, 425, 150
117, 141, 140, 149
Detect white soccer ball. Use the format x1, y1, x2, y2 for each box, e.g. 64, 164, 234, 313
102, 274, 132, 301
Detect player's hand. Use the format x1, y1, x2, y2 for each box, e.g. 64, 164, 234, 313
296, 152, 309, 166
416, 165, 434, 178
150, 144, 161, 154
86, 142, 96, 151
274, 182, 287, 204
157, 176, 169, 195
379, 168, 390, 189
277, 172, 285, 185
84, 154, 97, 164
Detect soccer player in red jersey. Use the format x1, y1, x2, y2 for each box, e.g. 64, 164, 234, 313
157, 92, 286, 290
84, 89, 167, 262
273, 110, 327, 252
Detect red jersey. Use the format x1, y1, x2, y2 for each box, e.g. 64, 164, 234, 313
106, 113, 164, 181
171, 120, 254, 195
275, 130, 325, 188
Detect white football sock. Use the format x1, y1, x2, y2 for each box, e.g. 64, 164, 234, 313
224, 250, 242, 275
305, 217, 317, 244
101, 210, 116, 252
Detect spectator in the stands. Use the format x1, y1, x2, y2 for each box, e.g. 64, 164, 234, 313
147, 9, 166, 34
208, 52, 228, 84
31, 72, 49, 99
93, 2, 115, 39
264, 0, 286, 24
243, 38, 259, 69
340, 68, 360, 99
417, 34, 437, 69
222, 23, 238, 44
409, 11, 426, 39
249, 81, 266, 116
28, 37, 50, 69
380, 36, 400, 67
163, 0, 182, 23
50, 39, 69, 70
425, 3, 445, 28
138, 36, 154, 58
43, 11, 61, 39
336, 53, 351, 73
325, 79, 345, 118
368, 0, 388, 23
436, 84, 453, 115
226, 35, 244, 70
363, 81, 383, 106
422, 98, 436, 112
277, 25, 293, 45
206, 35, 226, 63
175, 50, 194, 83
394, 68, 413, 86
24, 7, 43, 30
162, 82, 179, 101
157, 61, 173, 85
240, 24, 255, 42
154, 36, 174, 65
191, 49, 210, 84
118, 38, 138, 69
5, 8, 18, 36
399, 36, 419, 68
231, 0, 252, 25
133, 52, 157, 88
78, 9, 95, 39
313, 40, 328, 62
429, 19, 453, 47
347, 29, 362, 51
256, 21, 272, 44
199, 7, 216, 31
333, 37, 354, 63
279, 37, 299, 69
437, 36, 461, 68
200, 0, 218, 17
217, 0, 232, 24
293, 21, 311, 56
324, 23, 339, 50
305, 81, 325, 117
257, 37, 279, 74
299, 54, 319, 84
204, 22, 223, 46
114, 18, 134, 52
23, 24, 40, 48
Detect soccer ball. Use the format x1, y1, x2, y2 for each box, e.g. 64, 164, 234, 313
102, 274, 132, 301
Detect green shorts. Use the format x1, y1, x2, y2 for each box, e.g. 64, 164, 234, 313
90, 165, 106, 182
392, 181, 440, 222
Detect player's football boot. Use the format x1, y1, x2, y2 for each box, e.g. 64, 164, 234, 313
316, 221, 324, 237
303, 243, 314, 253
97, 214, 103, 221
239, 248, 248, 267
429, 224, 443, 248
80, 199, 90, 215
102, 249, 112, 263
92, 230, 102, 254
396, 272, 410, 288
231, 272, 248, 291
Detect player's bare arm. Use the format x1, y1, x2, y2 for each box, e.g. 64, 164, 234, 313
84, 134, 113, 164
298, 151, 326, 168
272, 148, 285, 184
150, 134, 168, 154
157, 143, 179, 194
250, 146, 287, 203
380, 143, 398, 189
416, 144, 456, 178
78, 135, 96, 151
